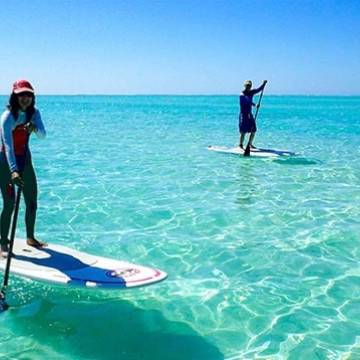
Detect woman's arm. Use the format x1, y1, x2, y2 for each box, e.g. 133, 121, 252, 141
32, 109, 46, 139
0, 111, 18, 172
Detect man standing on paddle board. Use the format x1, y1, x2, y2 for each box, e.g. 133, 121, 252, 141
239, 80, 267, 150
0, 80, 47, 258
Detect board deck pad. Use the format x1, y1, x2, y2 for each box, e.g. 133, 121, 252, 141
207, 145, 296, 157
0, 239, 167, 289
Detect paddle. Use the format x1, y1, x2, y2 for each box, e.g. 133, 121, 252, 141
244, 82, 267, 157
0, 186, 22, 312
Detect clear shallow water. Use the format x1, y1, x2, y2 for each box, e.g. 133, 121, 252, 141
0, 95, 359, 359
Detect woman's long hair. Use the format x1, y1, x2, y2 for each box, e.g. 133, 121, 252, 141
7, 92, 36, 122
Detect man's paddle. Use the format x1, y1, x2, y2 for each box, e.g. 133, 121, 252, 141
0, 186, 22, 312
244, 82, 267, 157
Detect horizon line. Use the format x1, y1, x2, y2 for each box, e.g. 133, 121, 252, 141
1, 93, 360, 97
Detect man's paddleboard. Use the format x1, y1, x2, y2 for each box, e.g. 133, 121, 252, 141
0, 239, 167, 289
207, 145, 296, 157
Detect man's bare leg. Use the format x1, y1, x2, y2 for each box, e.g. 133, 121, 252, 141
248, 132, 256, 149
239, 133, 246, 149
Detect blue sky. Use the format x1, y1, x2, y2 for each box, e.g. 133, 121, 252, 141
0, 0, 359, 95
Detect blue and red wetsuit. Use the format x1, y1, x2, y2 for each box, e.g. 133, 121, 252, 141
0, 109, 45, 172
0, 109, 46, 246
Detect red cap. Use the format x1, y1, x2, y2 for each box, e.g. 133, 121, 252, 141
13, 80, 34, 94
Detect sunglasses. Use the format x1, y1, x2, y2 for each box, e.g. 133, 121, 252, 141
17, 92, 33, 97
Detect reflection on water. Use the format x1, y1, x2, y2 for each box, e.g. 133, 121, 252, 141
0, 95, 359, 359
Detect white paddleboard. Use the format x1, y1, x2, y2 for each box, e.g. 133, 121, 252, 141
207, 146, 296, 157
0, 239, 167, 289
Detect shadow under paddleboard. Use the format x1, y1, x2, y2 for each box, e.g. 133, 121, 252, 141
273, 157, 322, 165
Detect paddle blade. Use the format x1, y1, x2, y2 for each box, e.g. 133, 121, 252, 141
0, 294, 9, 313
244, 145, 251, 156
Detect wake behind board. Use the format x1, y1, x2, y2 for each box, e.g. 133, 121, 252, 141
208, 146, 296, 157
0, 239, 167, 289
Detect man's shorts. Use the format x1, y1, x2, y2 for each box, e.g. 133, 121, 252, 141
239, 113, 257, 133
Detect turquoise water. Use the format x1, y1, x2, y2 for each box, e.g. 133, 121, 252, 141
0, 95, 359, 359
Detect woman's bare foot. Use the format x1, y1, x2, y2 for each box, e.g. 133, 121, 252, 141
0, 241, 10, 258
0, 242, 9, 252
27, 238, 47, 248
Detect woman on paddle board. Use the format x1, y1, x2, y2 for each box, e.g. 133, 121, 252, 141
239, 80, 267, 150
0, 80, 46, 257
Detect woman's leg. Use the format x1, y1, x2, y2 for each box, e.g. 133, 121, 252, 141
22, 160, 46, 247
22, 161, 37, 240
0, 184, 15, 249
0, 157, 14, 250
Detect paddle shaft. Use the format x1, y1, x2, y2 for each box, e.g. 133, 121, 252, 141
1, 187, 22, 292
244, 83, 267, 156
253, 85, 266, 121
